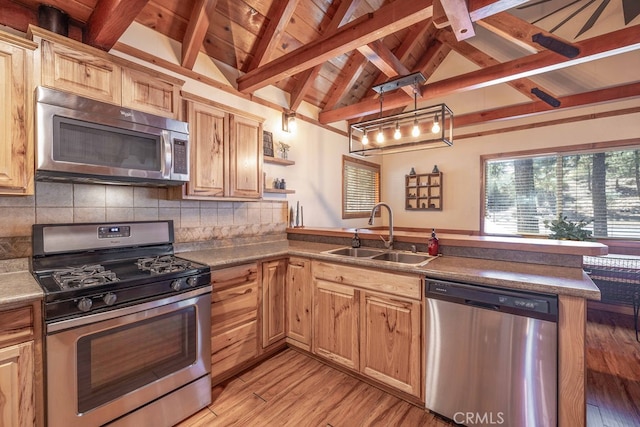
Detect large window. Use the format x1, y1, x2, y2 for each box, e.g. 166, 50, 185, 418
343, 155, 380, 219
483, 143, 640, 239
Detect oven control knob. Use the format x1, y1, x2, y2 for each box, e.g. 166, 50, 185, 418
77, 297, 93, 312
187, 276, 198, 287
103, 293, 117, 306
171, 280, 182, 291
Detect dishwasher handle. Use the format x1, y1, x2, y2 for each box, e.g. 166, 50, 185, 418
465, 299, 499, 311
426, 278, 558, 321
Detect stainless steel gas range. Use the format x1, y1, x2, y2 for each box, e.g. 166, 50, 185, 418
30, 221, 212, 427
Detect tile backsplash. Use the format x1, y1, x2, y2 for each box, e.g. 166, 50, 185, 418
0, 182, 288, 260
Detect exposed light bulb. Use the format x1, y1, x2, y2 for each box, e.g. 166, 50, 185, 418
376, 128, 384, 143
394, 122, 401, 140
412, 118, 420, 137
362, 132, 369, 145
431, 115, 440, 134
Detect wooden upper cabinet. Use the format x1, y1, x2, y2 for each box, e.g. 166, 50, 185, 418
40, 39, 122, 104
31, 26, 183, 118
185, 100, 228, 197
229, 114, 263, 198
0, 31, 37, 196
121, 68, 180, 118
177, 92, 264, 200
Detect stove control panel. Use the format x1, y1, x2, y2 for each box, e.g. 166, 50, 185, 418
98, 226, 131, 239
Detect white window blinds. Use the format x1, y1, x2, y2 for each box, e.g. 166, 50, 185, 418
343, 156, 380, 219
484, 146, 640, 239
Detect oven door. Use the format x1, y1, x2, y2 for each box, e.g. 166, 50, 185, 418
45, 288, 211, 427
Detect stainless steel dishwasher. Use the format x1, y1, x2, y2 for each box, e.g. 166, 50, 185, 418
425, 279, 558, 427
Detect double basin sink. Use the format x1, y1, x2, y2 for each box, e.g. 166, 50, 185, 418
323, 246, 435, 266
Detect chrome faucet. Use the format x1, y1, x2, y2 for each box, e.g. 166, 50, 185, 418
368, 202, 394, 250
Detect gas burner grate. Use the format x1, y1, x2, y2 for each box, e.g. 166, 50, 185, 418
137, 255, 192, 275
52, 264, 120, 290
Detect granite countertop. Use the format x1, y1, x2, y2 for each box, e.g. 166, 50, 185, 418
0, 239, 601, 308
179, 240, 601, 300
0, 271, 43, 307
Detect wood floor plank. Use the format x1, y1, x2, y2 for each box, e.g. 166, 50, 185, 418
179, 309, 640, 427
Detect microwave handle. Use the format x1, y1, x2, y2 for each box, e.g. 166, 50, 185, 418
162, 131, 172, 178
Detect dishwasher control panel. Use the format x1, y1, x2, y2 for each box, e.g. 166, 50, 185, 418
426, 279, 558, 318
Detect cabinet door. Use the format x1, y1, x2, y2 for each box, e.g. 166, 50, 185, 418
262, 259, 287, 348
286, 257, 311, 350
41, 40, 121, 104
360, 292, 422, 398
121, 68, 180, 118
0, 341, 35, 427
0, 35, 35, 195
229, 114, 262, 198
185, 100, 228, 197
313, 279, 359, 370
211, 264, 259, 381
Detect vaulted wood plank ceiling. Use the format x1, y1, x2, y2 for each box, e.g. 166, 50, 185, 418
2, 0, 640, 130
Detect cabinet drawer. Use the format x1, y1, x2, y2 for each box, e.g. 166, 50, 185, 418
211, 264, 258, 290
212, 282, 258, 335
211, 320, 258, 378
312, 261, 421, 300
0, 306, 33, 348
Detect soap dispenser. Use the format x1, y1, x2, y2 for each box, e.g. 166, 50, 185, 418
428, 228, 439, 256
351, 229, 362, 248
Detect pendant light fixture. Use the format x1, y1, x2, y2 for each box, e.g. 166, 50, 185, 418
376, 92, 384, 144
348, 72, 453, 156
431, 114, 440, 134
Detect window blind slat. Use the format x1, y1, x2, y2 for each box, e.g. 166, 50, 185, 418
343, 157, 380, 218
484, 147, 640, 239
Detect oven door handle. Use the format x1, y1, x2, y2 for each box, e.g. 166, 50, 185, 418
46, 286, 211, 333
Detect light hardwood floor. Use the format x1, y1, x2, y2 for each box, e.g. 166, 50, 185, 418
586, 309, 640, 427
179, 310, 640, 427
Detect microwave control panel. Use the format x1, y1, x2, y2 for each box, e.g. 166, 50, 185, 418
173, 139, 188, 175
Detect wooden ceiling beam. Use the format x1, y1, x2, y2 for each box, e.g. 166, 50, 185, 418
85, 0, 150, 50
236, 0, 435, 94
437, 31, 555, 101
455, 82, 640, 127
323, 52, 369, 110
433, 0, 528, 30
319, 24, 640, 123
247, 0, 301, 72
181, 0, 218, 69
289, 0, 362, 110
357, 40, 414, 97
476, 12, 571, 54
435, 0, 475, 41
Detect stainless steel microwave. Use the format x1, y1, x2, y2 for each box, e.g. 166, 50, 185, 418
35, 86, 190, 186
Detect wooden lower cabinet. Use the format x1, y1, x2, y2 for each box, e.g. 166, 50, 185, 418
313, 279, 360, 370
0, 302, 40, 427
0, 341, 35, 427
360, 291, 422, 397
210, 263, 259, 382
311, 261, 423, 399
286, 257, 312, 350
261, 259, 287, 348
